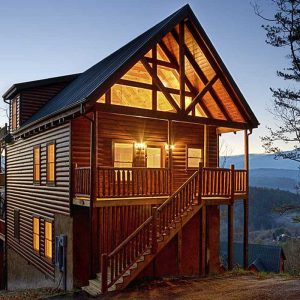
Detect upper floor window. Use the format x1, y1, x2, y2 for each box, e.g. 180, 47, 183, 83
33, 217, 40, 252
187, 147, 203, 169
44, 221, 53, 259
46, 142, 55, 184
147, 146, 162, 168
113, 143, 133, 168
33, 146, 41, 184
12, 99, 17, 131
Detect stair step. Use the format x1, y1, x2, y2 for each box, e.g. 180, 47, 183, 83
129, 262, 138, 270
89, 279, 101, 290
82, 285, 102, 297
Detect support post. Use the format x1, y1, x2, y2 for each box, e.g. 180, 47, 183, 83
198, 162, 203, 205
204, 125, 209, 167
101, 254, 108, 293
179, 21, 185, 111
152, 207, 158, 254
243, 129, 249, 269
228, 204, 234, 271
168, 120, 173, 192
152, 45, 157, 111
200, 204, 206, 276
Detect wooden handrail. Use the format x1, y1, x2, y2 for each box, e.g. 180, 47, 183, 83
100, 165, 248, 293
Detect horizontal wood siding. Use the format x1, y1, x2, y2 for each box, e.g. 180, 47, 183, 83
20, 82, 72, 125
96, 112, 168, 168
6, 123, 70, 278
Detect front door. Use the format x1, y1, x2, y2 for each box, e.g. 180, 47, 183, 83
146, 146, 162, 168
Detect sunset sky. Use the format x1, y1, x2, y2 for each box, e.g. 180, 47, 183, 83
0, 0, 291, 154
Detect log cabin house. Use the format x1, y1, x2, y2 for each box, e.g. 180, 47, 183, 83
2, 5, 259, 295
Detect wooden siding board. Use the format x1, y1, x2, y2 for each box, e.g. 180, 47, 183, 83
6, 123, 71, 278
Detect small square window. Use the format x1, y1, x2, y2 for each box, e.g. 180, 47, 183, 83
187, 148, 203, 169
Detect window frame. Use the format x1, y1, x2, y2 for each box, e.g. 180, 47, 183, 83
186, 146, 203, 170
33, 145, 41, 185
32, 216, 40, 254
112, 141, 134, 168
146, 144, 164, 168
11, 98, 17, 131
44, 219, 53, 261
46, 141, 56, 186
14, 209, 20, 241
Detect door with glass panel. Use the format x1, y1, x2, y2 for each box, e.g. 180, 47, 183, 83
146, 146, 162, 168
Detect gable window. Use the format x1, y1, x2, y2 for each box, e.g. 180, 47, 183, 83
113, 143, 134, 168
33, 217, 40, 252
33, 146, 41, 184
46, 142, 55, 184
14, 209, 20, 240
11, 99, 17, 131
187, 147, 203, 169
44, 221, 53, 259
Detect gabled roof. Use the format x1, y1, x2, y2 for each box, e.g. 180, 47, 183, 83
3, 74, 80, 101
9, 4, 258, 131
220, 242, 285, 273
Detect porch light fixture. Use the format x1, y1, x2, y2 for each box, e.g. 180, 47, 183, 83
135, 142, 145, 150
165, 144, 175, 151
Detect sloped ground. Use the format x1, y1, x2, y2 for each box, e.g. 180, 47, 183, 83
2, 273, 300, 299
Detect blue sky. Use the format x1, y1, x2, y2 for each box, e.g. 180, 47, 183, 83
0, 0, 289, 154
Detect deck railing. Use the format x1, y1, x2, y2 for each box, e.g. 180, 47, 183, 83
73, 165, 248, 199
98, 167, 170, 198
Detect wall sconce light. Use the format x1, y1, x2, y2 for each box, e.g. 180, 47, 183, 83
165, 144, 175, 151
135, 142, 145, 150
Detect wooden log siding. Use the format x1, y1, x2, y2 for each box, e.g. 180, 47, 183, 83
6, 123, 70, 278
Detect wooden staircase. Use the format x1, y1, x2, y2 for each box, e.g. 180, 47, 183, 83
82, 165, 245, 296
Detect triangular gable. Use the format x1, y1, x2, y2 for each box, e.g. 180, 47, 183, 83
20, 4, 259, 132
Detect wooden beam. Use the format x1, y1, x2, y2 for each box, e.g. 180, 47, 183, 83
244, 130, 249, 269
152, 46, 157, 111
185, 74, 218, 114
171, 29, 232, 121
228, 204, 234, 271
159, 40, 212, 118
185, 21, 251, 124
95, 102, 250, 130
200, 205, 206, 276
116, 78, 193, 97
141, 58, 180, 112
105, 89, 111, 105
179, 21, 185, 111
145, 57, 176, 69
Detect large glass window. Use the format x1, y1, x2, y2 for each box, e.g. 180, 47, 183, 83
44, 221, 53, 259
113, 143, 134, 168
33, 217, 40, 252
147, 147, 162, 168
47, 143, 55, 184
187, 148, 203, 169
33, 147, 41, 184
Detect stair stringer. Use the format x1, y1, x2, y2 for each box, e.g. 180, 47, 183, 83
115, 202, 204, 290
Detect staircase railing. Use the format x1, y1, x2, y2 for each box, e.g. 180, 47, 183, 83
101, 169, 200, 293
100, 164, 247, 293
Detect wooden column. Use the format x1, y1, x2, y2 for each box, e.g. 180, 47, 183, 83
244, 129, 249, 269
200, 204, 206, 276
179, 21, 185, 111
204, 125, 209, 167
168, 120, 173, 192
228, 204, 234, 270
152, 45, 157, 111
89, 111, 97, 277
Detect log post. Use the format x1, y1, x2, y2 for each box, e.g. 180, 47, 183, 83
101, 254, 108, 293
228, 204, 234, 271
198, 162, 203, 205
200, 204, 206, 276
244, 129, 249, 269
152, 207, 158, 254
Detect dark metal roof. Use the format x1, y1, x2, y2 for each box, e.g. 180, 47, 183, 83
220, 242, 285, 273
2, 74, 80, 101
21, 5, 190, 128
11, 4, 259, 131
